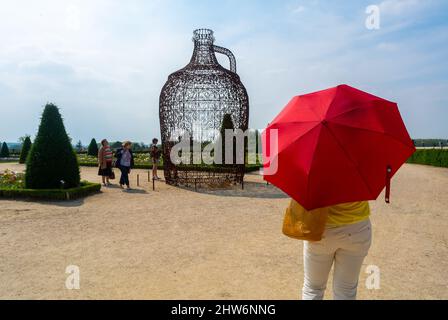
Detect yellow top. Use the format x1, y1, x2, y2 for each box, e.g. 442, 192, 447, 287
326, 201, 370, 226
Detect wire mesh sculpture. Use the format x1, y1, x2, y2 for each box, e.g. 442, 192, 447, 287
159, 29, 249, 187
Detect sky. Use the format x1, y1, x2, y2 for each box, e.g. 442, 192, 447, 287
0, 0, 447, 144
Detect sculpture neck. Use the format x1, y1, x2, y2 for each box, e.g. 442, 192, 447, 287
190, 41, 219, 66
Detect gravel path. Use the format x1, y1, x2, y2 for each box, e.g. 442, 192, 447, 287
0, 163, 447, 299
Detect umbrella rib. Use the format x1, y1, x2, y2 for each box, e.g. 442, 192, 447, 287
328, 121, 415, 150
290, 120, 321, 124
325, 98, 387, 122
305, 125, 324, 208
323, 124, 375, 198
326, 102, 414, 147
274, 120, 321, 126
326, 104, 369, 121
273, 121, 321, 155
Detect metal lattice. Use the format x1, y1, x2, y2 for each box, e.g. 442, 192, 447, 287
159, 29, 249, 187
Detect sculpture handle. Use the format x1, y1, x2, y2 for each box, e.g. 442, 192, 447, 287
214, 45, 237, 73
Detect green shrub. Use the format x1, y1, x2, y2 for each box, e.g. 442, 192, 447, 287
441, 150, 448, 167
19, 136, 32, 164
219, 113, 236, 164
25, 103, 80, 189
0, 181, 101, 200
87, 138, 99, 157
0, 142, 9, 157
407, 149, 448, 168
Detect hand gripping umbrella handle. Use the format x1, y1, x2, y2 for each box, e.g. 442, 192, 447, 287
214, 45, 237, 73
385, 165, 392, 203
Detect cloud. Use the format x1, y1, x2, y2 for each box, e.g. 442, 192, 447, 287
65, 5, 81, 31
292, 5, 306, 14
379, 0, 423, 15
376, 42, 399, 51
18, 61, 75, 76
0, 0, 447, 142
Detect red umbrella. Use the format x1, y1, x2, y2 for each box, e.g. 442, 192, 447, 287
262, 84, 415, 210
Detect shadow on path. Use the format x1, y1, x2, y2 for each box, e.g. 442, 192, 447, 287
178, 181, 288, 199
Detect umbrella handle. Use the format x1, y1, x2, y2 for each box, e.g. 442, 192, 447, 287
385, 165, 392, 203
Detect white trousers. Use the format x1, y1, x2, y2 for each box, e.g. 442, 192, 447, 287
302, 219, 372, 300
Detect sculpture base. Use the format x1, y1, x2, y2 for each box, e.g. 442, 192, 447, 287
164, 165, 245, 190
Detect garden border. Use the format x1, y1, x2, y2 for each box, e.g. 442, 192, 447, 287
407, 149, 448, 168
0, 181, 101, 200
78, 162, 262, 173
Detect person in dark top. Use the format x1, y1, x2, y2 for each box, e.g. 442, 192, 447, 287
149, 138, 161, 180
115, 141, 134, 190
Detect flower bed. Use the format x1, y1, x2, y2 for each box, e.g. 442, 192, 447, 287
0, 170, 101, 200
78, 153, 151, 167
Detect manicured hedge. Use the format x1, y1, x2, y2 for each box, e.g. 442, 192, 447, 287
19, 136, 32, 164
0, 181, 101, 200
78, 162, 154, 169
87, 138, 99, 157
26, 103, 80, 189
407, 149, 448, 168
79, 161, 262, 172
245, 164, 263, 172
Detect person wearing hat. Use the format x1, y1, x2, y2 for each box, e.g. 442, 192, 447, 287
97, 139, 114, 186
115, 141, 135, 190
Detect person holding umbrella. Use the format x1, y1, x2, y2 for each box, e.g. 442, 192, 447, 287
263, 85, 415, 300
285, 199, 372, 300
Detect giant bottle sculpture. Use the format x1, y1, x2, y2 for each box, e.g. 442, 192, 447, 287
159, 29, 249, 186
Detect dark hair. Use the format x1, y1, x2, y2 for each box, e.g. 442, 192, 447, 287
101, 139, 108, 146
152, 138, 158, 144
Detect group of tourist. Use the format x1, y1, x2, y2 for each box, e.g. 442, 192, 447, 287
97, 138, 161, 189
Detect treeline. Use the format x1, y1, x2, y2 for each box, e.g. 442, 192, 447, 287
76, 140, 156, 154
412, 139, 448, 148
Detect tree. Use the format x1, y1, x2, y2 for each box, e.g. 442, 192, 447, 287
25, 103, 80, 189
219, 113, 236, 165
0, 142, 9, 157
75, 140, 83, 152
87, 138, 99, 157
110, 141, 122, 150
19, 136, 32, 164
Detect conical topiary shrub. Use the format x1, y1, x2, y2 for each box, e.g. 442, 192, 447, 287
0, 142, 9, 157
87, 138, 99, 157
25, 103, 80, 189
219, 113, 236, 165
19, 136, 32, 164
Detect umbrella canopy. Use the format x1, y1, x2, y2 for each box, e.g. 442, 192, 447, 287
262, 84, 415, 210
